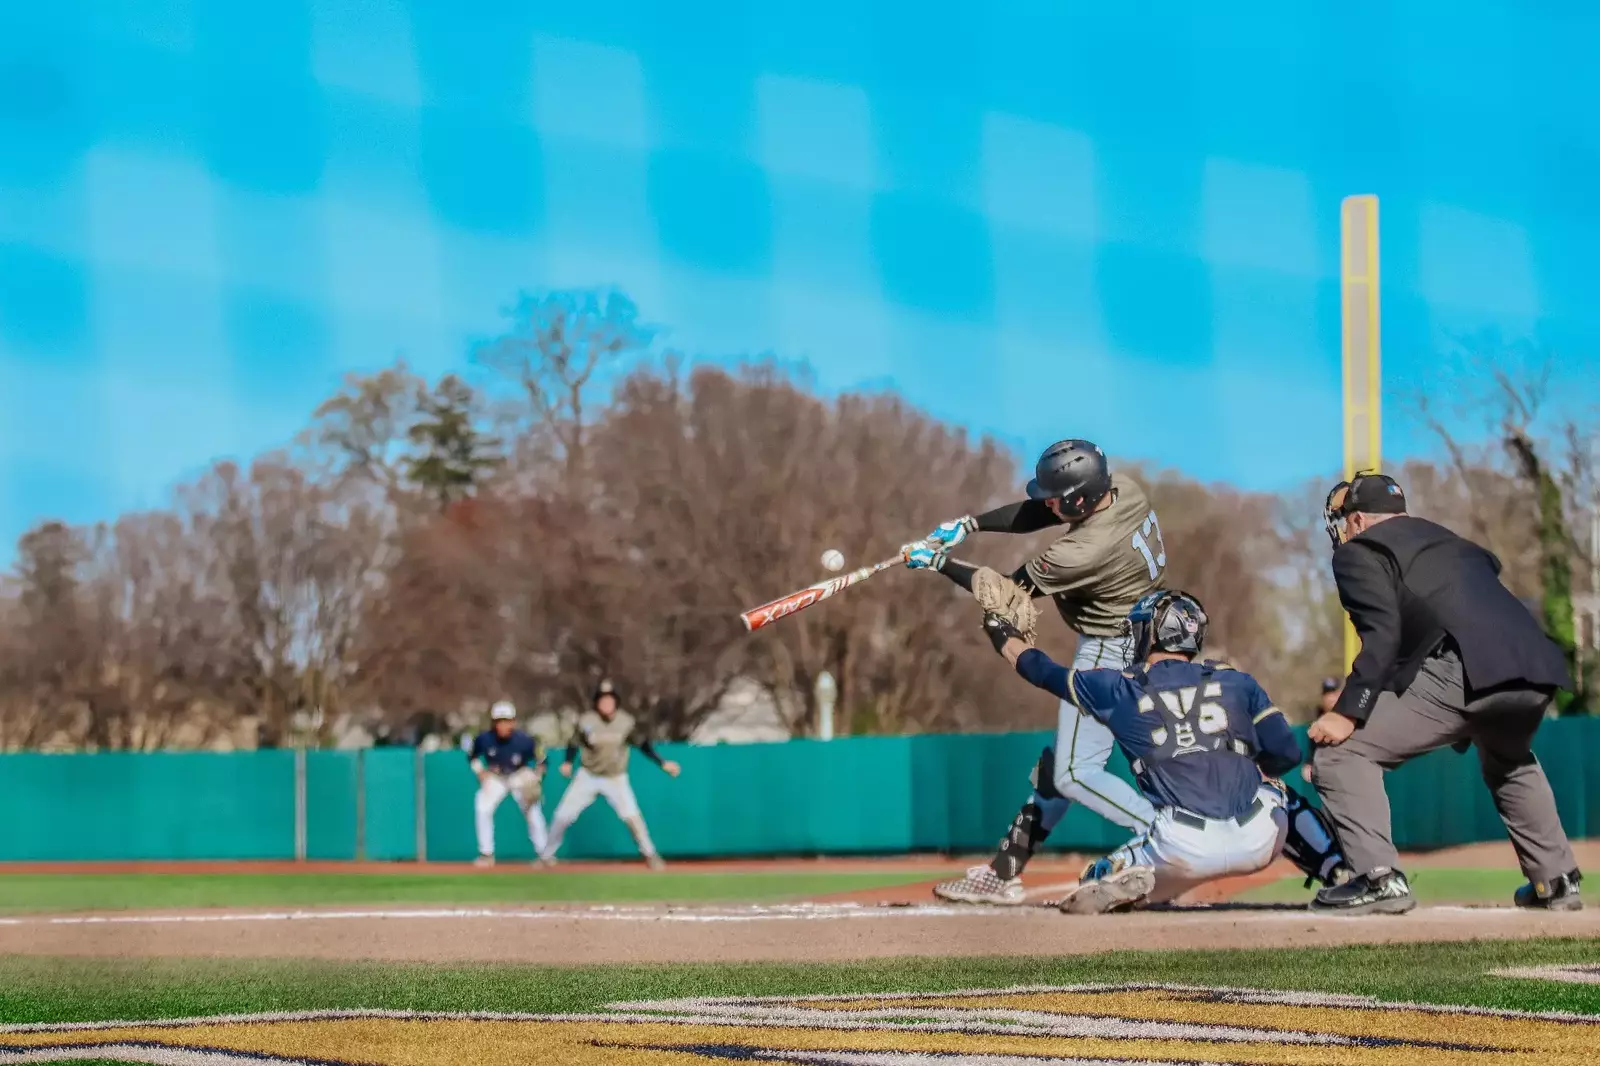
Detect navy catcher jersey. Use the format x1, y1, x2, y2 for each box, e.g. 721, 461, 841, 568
1016, 652, 1302, 820
469, 729, 541, 775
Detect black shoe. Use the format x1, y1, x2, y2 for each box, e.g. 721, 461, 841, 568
1514, 869, 1582, 911
1311, 867, 1416, 915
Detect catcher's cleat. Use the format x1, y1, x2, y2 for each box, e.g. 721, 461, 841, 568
646, 854, 667, 871
933, 864, 1027, 906
473, 854, 495, 869
1059, 864, 1155, 915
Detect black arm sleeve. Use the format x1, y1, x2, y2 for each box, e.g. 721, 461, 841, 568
564, 743, 578, 765
937, 559, 978, 592
1330, 543, 1403, 723
636, 738, 667, 768
1009, 563, 1047, 599
974, 499, 1062, 534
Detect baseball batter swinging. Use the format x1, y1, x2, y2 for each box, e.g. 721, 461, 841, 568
903, 439, 1164, 903
468, 700, 548, 868
538, 678, 680, 870
908, 438, 1349, 903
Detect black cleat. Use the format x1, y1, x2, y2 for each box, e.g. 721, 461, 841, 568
1311, 867, 1416, 916
1514, 869, 1582, 911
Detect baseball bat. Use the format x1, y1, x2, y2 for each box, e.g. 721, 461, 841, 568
740, 553, 904, 632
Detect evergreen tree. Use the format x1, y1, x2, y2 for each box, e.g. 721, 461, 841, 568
404, 375, 502, 511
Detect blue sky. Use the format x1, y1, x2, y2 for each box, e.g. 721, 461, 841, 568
3, 0, 1599, 555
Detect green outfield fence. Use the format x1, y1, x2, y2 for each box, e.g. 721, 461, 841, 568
1, 719, 1597, 862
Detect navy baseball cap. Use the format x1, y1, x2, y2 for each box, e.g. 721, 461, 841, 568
1329, 472, 1407, 518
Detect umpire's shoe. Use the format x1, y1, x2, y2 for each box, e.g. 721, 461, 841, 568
1059, 864, 1154, 915
933, 864, 1026, 906
1514, 869, 1582, 911
1311, 866, 1416, 915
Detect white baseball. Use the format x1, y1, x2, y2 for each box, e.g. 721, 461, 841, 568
820, 549, 846, 572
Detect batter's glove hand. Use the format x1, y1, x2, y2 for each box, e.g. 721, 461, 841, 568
982, 611, 1026, 654
901, 540, 948, 571
924, 515, 977, 551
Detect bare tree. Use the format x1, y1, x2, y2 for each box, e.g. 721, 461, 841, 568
181, 457, 391, 746
299, 361, 426, 502
473, 289, 656, 493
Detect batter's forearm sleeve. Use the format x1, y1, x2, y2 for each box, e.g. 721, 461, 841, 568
637, 739, 666, 768
564, 744, 578, 765
937, 559, 978, 592
975, 500, 1060, 534
1010, 563, 1047, 598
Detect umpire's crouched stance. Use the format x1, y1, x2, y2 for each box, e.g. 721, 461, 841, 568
1310, 473, 1580, 915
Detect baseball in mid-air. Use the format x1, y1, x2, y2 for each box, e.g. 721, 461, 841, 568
820, 549, 846, 572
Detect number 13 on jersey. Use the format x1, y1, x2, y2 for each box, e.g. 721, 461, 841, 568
1131, 509, 1167, 580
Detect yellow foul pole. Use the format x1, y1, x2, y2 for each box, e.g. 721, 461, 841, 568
1340, 194, 1381, 672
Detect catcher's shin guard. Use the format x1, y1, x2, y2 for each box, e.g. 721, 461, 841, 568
991, 799, 1051, 881
1280, 783, 1352, 888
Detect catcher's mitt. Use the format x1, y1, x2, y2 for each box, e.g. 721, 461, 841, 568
971, 566, 1038, 644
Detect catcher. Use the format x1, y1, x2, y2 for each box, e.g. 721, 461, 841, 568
981, 588, 1304, 913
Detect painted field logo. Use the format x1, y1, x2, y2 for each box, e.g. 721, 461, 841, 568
3, 984, 1598, 1064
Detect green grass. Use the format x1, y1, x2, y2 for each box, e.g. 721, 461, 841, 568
0, 870, 939, 914
3, 939, 1599, 1024
1240, 867, 1526, 905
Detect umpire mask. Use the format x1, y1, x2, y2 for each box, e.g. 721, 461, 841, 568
1129, 590, 1208, 661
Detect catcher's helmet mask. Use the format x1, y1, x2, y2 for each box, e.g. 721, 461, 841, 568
1129, 589, 1209, 662
1026, 439, 1114, 523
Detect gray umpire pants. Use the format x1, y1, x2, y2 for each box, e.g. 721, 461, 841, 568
1311, 647, 1576, 882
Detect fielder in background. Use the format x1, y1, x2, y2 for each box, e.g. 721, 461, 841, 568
468, 700, 548, 868
982, 590, 1314, 913
539, 678, 680, 871
906, 439, 1164, 904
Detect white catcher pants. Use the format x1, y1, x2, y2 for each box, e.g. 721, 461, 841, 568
1036, 634, 1156, 833
541, 768, 657, 859
1103, 784, 1288, 903
474, 768, 548, 858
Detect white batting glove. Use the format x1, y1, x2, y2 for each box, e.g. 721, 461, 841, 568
902, 540, 948, 571
925, 515, 977, 550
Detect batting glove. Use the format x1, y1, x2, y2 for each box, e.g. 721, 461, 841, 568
901, 540, 948, 571
924, 515, 977, 550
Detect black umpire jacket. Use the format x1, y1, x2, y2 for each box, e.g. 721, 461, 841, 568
1332, 515, 1571, 723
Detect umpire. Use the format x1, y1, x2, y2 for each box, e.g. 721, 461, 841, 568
1308, 472, 1580, 915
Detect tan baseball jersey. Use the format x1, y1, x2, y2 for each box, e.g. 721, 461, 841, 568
1023, 474, 1167, 637
570, 708, 639, 778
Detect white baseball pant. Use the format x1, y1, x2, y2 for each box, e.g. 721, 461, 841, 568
1101, 783, 1288, 902
1036, 634, 1157, 833
474, 768, 548, 858
540, 768, 657, 859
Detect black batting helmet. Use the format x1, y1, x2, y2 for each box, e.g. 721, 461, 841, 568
1129, 589, 1208, 661
1027, 439, 1113, 521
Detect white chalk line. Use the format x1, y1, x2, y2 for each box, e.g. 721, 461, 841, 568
0, 902, 1559, 927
